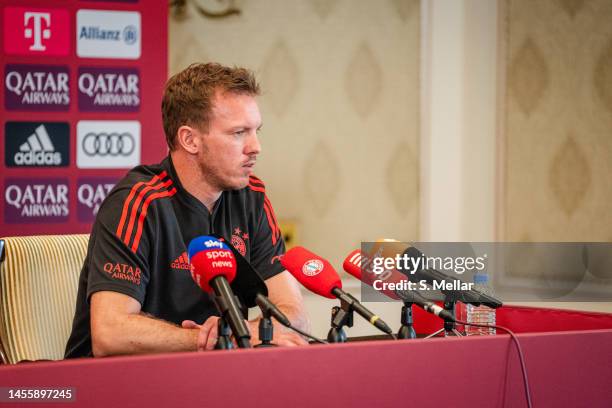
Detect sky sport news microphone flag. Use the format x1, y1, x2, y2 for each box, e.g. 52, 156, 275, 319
188, 236, 252, 348
281, 246, 394, 335
343, 249, 456, 322
367, 240, 502, 308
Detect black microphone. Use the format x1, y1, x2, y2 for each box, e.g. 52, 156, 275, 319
401, 246, 502, 308
396, 290, 456, 321
214, 235, 328, 344
255, 293, 291, 326
209, 234, 268, 308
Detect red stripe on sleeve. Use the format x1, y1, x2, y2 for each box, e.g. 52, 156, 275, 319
116, 171, 167, 239
130, 187, 177, 253
263, 197, 281, 245
248, 178, 281, 245
262, 202, 277, 245
263, 197, 279, 234
123, 178, 173, 248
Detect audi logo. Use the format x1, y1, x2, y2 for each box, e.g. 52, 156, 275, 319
82, 132, 135, 157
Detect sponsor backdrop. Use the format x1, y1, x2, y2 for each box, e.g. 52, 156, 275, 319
1, 0, 167, 236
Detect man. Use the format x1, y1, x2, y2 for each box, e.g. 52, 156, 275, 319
65, 63, 309, 358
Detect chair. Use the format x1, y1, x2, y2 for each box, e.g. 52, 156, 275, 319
0, 234, 89, 364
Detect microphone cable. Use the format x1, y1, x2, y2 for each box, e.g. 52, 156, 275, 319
285, 325, 328, 345
455, 320, 533, 408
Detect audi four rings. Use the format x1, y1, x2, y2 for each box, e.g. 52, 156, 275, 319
82, 132, 135, 156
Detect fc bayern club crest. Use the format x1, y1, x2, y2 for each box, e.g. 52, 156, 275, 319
302, 259, 324, 276
231, 227, 248, 256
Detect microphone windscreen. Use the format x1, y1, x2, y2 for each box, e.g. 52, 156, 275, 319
281, 246, 341, 299
342, 249, 363, 280
343, 249, 401, 300
188, 235, 237, 292
369, 239, 423, 274
403, 246, 424, 272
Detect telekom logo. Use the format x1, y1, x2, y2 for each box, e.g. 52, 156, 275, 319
24, 12, 51, 51
4, 7, 69, 56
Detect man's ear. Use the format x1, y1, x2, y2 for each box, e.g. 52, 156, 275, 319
176, 125, 201, 154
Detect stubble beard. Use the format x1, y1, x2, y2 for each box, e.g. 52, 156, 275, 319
196, 151, 246, 192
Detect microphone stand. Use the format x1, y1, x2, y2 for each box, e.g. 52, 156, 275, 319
212, 291, 251, 348
397, 301, 417, 339
255, 309, 277, 348
327, 298, 355, 343
214, 316, 234, 350
424, 291, 463, 338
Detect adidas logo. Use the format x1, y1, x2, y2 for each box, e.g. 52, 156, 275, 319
14, 125, 62, 166
170, 252, 190, 271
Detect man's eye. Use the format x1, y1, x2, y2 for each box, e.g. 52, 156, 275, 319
234, 130, 245, 136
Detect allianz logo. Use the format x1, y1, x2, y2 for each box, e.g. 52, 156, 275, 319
79, 25, 138, 45
14, 124, 62, 166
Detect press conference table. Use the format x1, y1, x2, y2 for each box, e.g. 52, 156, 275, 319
1, 306, 612, 407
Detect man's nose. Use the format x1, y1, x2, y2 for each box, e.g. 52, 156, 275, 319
245, 131, 261, 155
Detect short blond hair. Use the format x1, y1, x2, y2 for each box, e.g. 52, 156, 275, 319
161, 62, 261, 150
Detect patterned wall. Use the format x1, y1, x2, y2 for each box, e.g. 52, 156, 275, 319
502, 0, 612, 241
169, 0, 421, 265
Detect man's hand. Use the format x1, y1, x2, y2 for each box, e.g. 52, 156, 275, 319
181, 317, 221, 351
184, 317, 307, 348
91, 291, 204, 357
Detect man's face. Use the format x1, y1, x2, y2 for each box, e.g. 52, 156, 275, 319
195, 90, 262, 191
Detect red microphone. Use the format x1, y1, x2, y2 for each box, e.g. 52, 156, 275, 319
281, 246, 393, 335
343, 249, 455, 322
280, 247, 341, 299
189, 236, 237, 292
343, 249, 402, 300
188, 236, 251, 348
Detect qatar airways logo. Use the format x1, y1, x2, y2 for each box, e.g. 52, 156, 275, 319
4, 179, 69, 223
77, 178, 117, 222
78, 67, 140, 112
3, 7, 70, 56
5, 65, 70, 111
302, 259, 324, 277
104, 262, 141, 285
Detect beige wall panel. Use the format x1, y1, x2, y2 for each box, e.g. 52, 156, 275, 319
170, 0, 421, 266
502, 0, 612, 241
